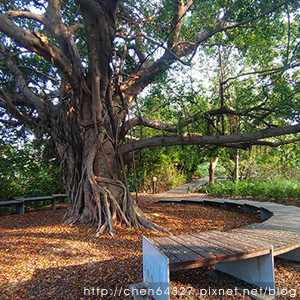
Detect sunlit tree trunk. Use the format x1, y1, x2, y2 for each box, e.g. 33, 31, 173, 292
209, 157, 219, 185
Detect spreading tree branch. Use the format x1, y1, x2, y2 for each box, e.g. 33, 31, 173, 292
0, 42, 45, 114
119, 124, 300, 154
5, 10, 44, 23
120, 0, 290, 107
0, 13, 78, 87
44, 1, 84, 83
0, 88, 37, 126
123, 106, 276, 136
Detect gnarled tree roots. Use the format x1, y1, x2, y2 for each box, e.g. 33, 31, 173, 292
64, 175, 169, 236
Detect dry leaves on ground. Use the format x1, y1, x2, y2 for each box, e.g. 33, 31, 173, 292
0, 194, 299, 299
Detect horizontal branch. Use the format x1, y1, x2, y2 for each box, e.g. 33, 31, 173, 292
68, 23, 85, 34
5, 10, 44, 23
119, 124, 300, 154
124, 106, 275, 135
0, 89, 37, 126
222, 62, 300, 85
139, 33, 191, 66
18, 65, 59, 83
123, 116, 177, 133
250, 137, 300, 147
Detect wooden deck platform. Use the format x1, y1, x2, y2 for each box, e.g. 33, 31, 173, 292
149, 231, 272, 272
142, 198, 300, 300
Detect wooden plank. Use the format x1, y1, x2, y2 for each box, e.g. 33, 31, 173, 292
181, 198, 204, 203
203, 200, 224, 207
256, 223, 300, 233
174, 234, 235, 259
169, 235, 217, 262
191, 232, 247, 254
168, 234, 239, 271
167, 236, 206, 261
17, 196, 54, 202
224, 202, 243, 210
273, 242, 300, 256
52, 194, 67, 198
268, 220, 300, 227
230, 229, 297, 249
151, 237, 194, 263
149, 239, 180, 264
204, 231, 271, 251
232, 228, 300, 243
233, 228, 300, 250
158, 198, 182, 203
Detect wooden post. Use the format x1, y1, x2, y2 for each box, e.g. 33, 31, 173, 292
153, 177, 157, 194
234, 152, 239, 182
209, 157, 219, 185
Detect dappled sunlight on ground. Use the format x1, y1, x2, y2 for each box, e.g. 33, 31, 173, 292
0, 195, 299, 299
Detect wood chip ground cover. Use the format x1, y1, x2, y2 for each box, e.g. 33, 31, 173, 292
0, 194, 299, 299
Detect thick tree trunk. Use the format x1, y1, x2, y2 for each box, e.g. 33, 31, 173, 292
52, 103, 165, 236
46, 0, 168, 236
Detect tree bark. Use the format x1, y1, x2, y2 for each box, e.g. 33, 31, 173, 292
209, 157, 219, 185
234, 152, 239, 183
50, 0, 166, 235
120, 124, 300, 155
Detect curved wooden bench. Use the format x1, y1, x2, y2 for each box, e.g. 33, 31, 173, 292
142, 198, 300, 300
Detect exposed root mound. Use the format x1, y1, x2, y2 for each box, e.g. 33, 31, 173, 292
64, 175, 169, 236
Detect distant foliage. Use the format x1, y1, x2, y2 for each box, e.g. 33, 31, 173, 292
0, 142, 64, 201
126, 145, 204, 193
198, 143, 300, 202
199, 178, 300, 202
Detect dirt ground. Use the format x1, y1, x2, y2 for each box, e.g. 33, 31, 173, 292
0, 194, 299, 299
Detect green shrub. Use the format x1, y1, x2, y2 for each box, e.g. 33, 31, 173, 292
198, 177, 300, 202
0, 142, 64, 202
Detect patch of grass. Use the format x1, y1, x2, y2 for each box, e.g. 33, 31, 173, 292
198, 178, 300, 202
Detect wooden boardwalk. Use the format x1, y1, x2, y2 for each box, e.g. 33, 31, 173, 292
156, 198, 300, 259
142, 198, 300, 300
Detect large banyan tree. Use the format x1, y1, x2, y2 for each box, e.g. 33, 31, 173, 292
0, 0, 299, 235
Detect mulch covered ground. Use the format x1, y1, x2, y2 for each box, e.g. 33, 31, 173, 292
0, 194, 299, 299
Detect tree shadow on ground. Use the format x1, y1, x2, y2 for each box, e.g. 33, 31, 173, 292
2, 257, 143, 300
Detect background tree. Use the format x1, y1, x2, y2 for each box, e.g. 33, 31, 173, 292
0, 139, 64, 202
0, 0, 299, 235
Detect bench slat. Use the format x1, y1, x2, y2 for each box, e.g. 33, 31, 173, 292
166, 234, 238, 271
191, 231, 253, 254
0, 200, 23, 206
174, 233, 236, 257
210, 231, 271, 249
150, 239, 184, 264
151, 237, 195, 263
168, 236, 210, 261
232, 228, 300, 245
17, 196, 54, 202
231, 229, 300, 255
157, 236, 205, 263
192, 232, 271, 259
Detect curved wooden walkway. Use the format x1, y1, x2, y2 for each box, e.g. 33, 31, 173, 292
159, 197, 300, 256
142, 197, 300, 300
